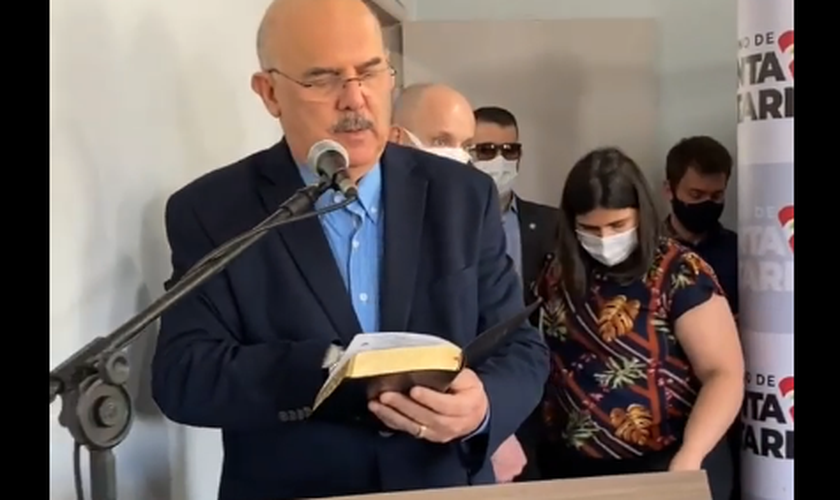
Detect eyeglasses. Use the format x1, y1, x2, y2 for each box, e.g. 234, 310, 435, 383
266, 66, 396, 101
469, 142, 523, 162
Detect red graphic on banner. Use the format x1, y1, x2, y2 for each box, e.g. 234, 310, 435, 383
778, 205, 794, 252
778, 30, 794, 77
778, 376, 794, 421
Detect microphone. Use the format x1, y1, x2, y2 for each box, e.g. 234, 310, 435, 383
307, 139, 359, 198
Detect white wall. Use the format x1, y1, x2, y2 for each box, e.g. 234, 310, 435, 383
403, 20, 659, 210
49, 1, 280, 499
413, 0, 738, 228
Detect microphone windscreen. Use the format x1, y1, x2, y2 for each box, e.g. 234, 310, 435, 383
307, 139, 349, 171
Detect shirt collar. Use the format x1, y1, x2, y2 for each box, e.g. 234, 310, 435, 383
662, 216, 677, 238
504, 194, 518, 215
298, 163, 382, 223
663, 215, 722, 246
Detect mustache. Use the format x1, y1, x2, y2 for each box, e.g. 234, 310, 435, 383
332, 114, 374, 133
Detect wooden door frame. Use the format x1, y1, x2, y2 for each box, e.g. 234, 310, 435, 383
364, 0, 412, 25
363, 1, 408, 92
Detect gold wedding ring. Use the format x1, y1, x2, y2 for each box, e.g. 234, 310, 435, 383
416, 424, 427, 439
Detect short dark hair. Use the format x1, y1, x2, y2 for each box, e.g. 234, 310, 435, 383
665, 136, 733, 187
556, 147, 661, 301
473, 106, 518, 131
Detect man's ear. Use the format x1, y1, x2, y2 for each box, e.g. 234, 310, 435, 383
251, 72, 281, 118
388, 125, 403, 144
662, 180, 674, 201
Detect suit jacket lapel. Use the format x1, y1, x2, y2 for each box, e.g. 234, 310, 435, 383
380, 145, 427, 332
256, 140, 361, 342
517, 197, 540, 296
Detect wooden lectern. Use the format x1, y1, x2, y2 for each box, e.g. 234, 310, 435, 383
324, 471, 711, 500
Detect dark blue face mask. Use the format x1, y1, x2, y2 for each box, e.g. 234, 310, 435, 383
671, 198, 724, 234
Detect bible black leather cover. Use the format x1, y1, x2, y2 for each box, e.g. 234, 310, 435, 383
312, 300, 542, 427
461, 299, 542, 369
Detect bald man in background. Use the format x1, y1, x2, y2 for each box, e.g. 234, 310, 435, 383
389, 83, 474, 164
390, 83, 532, 483
151, 1, 548, 499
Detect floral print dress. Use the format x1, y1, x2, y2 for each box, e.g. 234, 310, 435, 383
535, 237, 724, 460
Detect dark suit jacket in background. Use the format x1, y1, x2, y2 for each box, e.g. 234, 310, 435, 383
511, 197, 559, 482
151, 140, 549, 500
515, 197, 560, 320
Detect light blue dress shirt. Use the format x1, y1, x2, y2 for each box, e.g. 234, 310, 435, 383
502, 197, 522, 278
298, 164, 383, 333
297, 163, 488, 438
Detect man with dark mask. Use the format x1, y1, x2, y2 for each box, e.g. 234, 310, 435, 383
663, 136, 738, 315
662, 135, 740, 500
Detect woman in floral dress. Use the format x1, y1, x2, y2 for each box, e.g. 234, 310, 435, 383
533, 148, 743, 500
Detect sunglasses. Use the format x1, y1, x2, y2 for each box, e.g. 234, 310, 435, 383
469, 142, 523, 162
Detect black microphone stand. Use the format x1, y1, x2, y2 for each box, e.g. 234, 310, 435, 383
49, 179, 352, 500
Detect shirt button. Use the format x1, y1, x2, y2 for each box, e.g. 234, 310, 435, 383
333, 194, 343, 203
352, 239, 360, 249
370, 206, 378, 214
359, 293, 368, 302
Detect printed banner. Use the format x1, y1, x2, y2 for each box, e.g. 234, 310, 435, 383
737, 1, 794, 500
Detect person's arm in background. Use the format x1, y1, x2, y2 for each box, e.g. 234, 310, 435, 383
667, 253, 744, 470
151, 191, 334, 431
465, 179, 550, 466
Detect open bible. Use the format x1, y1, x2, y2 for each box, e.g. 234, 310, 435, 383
313, 300, 542, 411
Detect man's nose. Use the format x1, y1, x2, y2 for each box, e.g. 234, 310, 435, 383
337, 81, 366, 111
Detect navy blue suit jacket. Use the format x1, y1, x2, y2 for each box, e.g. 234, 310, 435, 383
151, 140, 549, 500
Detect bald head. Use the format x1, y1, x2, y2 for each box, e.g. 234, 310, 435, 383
251, 0, 395, 177
391, 83, 475, 151
257, 0, 383, 69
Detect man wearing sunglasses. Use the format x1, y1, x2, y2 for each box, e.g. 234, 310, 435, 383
471, 107, 559, 320
471, 106, 559, 483
389, 83, 475, 165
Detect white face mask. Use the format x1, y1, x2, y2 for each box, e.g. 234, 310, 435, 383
576, 228, 639, 267
473, 156, 518, 194
403, 129, 472, 164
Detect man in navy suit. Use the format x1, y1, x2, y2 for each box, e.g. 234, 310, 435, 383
151, 1, 549, 499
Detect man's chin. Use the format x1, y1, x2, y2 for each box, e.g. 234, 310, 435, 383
347, 154, 381, 174
332, 128, 380, 154
338, 134, 385, 170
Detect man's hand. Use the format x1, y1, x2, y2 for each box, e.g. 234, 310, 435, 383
368, 368, 489, 443
491, 435, 527, 483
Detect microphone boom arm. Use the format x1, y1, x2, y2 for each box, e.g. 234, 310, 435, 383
49, 180, 347, 500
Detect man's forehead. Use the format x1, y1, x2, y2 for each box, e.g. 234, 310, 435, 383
682, 166, 728, 189
281, 39, 386, 74
474, 122, 517, 142
420, 105, 473, 130
273, 8, 386, 72
300, 57, 386, 78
